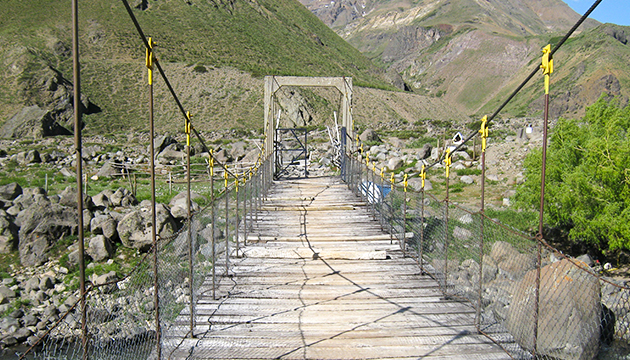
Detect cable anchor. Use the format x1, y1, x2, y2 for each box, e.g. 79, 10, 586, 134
541, 44, 554, 95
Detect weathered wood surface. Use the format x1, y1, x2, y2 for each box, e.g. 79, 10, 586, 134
166, 177, 512, 359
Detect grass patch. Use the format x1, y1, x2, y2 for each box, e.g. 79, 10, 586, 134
455, 168, 482, 176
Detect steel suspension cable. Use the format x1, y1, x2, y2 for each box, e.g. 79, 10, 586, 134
120, 0, 237, 179
423, 0, 603, 171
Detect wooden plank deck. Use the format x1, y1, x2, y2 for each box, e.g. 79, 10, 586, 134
165, 177, 511, 359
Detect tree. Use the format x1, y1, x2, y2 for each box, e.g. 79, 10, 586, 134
515, 97, 630, 251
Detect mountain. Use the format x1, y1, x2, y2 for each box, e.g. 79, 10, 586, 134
299, 0, 629, 119
3, 0, 452, 135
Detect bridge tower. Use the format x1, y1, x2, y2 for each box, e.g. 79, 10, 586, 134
263, 76, 353, 164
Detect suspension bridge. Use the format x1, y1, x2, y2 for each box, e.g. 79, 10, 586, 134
162, 177, 512, 359
19, 0, 630, 359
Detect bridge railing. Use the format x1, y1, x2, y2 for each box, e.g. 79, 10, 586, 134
22, 155, 274, 360
342, 150, 630, 359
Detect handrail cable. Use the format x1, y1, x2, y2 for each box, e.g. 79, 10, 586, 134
120, 0, 239, 179
419, 0, 603, 172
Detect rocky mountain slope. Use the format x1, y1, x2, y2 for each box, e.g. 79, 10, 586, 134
299, 0, 630, 119
1, 0, 472, 137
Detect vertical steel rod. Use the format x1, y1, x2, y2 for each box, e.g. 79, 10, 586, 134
534, 92, 550, 357
477, 132, 487, 331
211, 173, 216, 300
71, 1, 87, 358
420, 188, 425, 274
444, 169, 450, 293
244, 178, 248, 246
235, 180, 240, 257
148, 55, 161, 360
186, 135, 194, 338
225, 182, 229, 276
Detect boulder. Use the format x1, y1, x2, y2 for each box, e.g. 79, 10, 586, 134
359, 128, 380, 142
419, 143, 432, 160
92, 192, 110, 209
506, 259, 601, 360
490, 241, 536, 280
241, 149, 261, 164
0, 216, 19, 253
0, 105, 70, 139
16, 150, 42, 165
0, 285, 16, 304
0, 183, 22, 201
170, 197, 201, 220
90, 214, 118, 241
386, 157, 403, 171
87, 235, 115, 262
109, 187, 137, 208
92, 271, 118, 294
153, 134, 177, 154
230, 142, 247, 161
213, 149, 232, 163
96, 161, 125, 179
59, 186, 95, 210
17, 203, 78, 266
453, 226, 472, 241
157, 149, 185, 163
39, 276, 54, 291
117, 204, 176, 251
460, 175, 474, 185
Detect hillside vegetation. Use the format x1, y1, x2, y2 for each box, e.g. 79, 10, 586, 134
0, 0, 416, 135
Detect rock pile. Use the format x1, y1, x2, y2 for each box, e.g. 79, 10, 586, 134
445, 241, 627, 360
0, 180, 207, 350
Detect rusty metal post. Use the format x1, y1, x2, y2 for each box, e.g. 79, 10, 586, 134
402, 175, 407, 255
444, 150, 451, 293
244, 175, 248, 246
235, 177, 240, 258
533, 45, 553, 357
533, 93, 551, 359
210, 167, 216, 300
420, 187, 425, 273
71, 1, 87, 357
389, 174, 395, 245
145, 37, 161, 358
224, 172, 230, 276
476, 116, 488, 331
185, 115, 194, 338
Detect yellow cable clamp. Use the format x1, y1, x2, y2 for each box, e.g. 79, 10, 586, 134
479, 115, 489, 153
366, 152, 370, 167
209, 149, 214, 176
420, 164, 426, 190
235, 174, 239, 193
444, 148, 452, 178
145, 38, 155, 85
185, 111, 192, 147
390, 173, 395, 186
380, 167, 384, 180
372, 164, 376, 174
403, 174, 408, 193
541, 44, 554, 95
224, 170, 228, 189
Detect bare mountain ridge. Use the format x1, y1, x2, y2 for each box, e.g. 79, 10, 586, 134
299, 0, 630, 119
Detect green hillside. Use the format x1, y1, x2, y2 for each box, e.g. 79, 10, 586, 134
0, 0, 392, 134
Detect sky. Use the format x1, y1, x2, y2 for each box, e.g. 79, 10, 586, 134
561, 0, 630, 26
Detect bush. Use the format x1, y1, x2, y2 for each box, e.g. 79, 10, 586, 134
515, 97, 630, 251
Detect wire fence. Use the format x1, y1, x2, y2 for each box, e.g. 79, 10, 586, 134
21, 155, 274, 360
342, 141, 630, 360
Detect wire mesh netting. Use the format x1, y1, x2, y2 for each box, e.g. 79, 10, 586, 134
23, 157, 273, 360
342, 152, 630, 360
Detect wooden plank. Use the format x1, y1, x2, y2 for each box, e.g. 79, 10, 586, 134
168, 177, 514, 359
